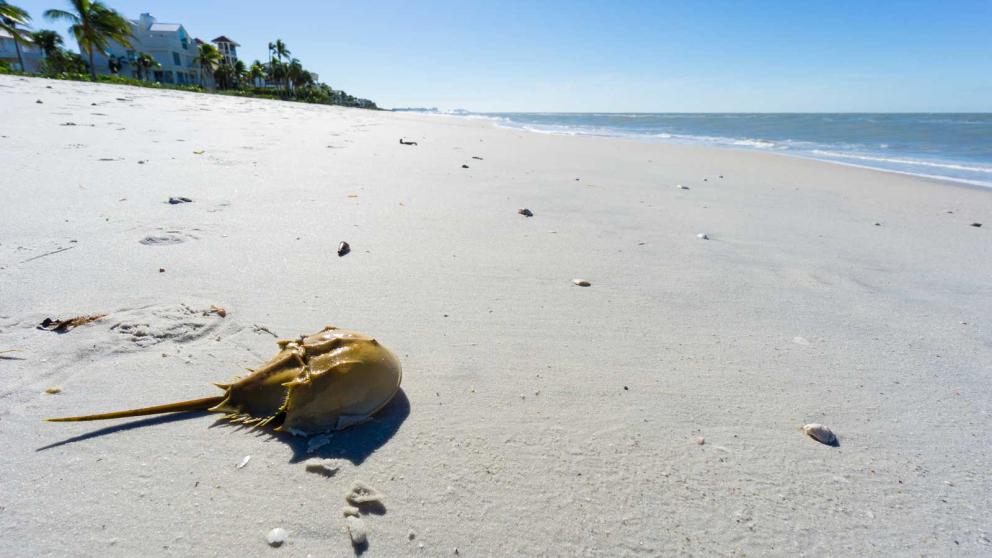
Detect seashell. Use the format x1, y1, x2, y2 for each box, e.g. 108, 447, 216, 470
342, 506, 360, 517
266, 527, 288, 546
696, 233, 709, 240
207, 305, 227, 318
45, 387, 63, 395
802, 423, 838, 446
47, 326, 402, 437
572, 279, 591, 287
236, 455, 251, 469
517, 208, 533, 217
337, 241, 351, 257
676, 184, 689, 190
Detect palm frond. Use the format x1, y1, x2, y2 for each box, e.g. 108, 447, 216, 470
43, 9, 79, 24
1, 3, 32, 25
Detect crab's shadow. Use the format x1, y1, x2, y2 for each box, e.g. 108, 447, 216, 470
38, 390, 410, 464
36, 411, 212, 451
280, 389, 410, 465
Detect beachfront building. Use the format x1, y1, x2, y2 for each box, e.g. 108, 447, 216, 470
90, 13, 199, 85
211, 36, 239, 65
0, 28, 43, 73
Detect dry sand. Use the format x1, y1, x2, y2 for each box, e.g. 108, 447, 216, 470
1, 74, 991, 556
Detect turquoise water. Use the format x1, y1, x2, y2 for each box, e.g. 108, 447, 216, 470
470, 113, 992, 187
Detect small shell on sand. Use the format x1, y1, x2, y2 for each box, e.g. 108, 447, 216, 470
236, 455, 251, 469
342, 506, 360, 517
517, 208, 534, 217
694, 436, 705, 445
696, 233, 709, 240
337, 241, 351, 257
676, 184, 689, 190
573, 279, 591, 287
346, 516, 368, 546
346, 481, 384, 506
803, 423, 838, 446
208, 305, 227, 318
266, 527, 288, 547
45, 387, 63, 395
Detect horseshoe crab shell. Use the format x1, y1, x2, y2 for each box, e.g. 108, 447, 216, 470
47, 326, 402, 436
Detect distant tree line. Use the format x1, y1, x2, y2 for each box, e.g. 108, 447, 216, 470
0, 0, 377, 109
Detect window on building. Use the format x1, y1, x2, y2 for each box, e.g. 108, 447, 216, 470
173, 52, 181, 66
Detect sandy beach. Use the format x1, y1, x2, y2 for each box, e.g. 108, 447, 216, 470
1, 74, 991, 556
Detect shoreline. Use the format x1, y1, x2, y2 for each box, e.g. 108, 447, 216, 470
419, 111, 992, 190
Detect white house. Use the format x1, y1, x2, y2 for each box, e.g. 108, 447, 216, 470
0, 28, 43, 73
89, 13, 241, 88
91, 13, 203, 85
211, 36, 239, 66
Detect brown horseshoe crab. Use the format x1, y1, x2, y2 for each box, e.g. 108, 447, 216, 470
47, 326, 402, 436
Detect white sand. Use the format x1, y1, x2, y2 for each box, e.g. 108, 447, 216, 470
1, 75, 991, 556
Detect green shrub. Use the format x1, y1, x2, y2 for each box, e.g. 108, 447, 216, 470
3, 66, 375, 109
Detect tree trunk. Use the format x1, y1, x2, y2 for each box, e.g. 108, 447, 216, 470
13, 37, 25, 72
88, 46, 96, 80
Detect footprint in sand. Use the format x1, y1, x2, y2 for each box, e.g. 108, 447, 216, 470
108, 303, 228, 349
139, 235, 186, 246
139, 228, 200, 246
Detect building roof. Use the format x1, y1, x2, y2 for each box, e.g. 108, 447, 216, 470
149, 22, 182, 32
194, 38, 205, 45
211, 36, 240, 47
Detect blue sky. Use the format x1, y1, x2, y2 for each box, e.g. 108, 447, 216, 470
14, 0, 992, 111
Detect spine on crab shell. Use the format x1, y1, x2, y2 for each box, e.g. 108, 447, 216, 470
46, 395, 225, 422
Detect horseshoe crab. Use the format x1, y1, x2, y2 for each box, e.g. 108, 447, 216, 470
47, 326, 402, 436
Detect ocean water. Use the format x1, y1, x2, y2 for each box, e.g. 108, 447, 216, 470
464, 113, 992, 187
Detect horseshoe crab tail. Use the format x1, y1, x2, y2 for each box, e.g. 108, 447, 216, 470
46, 396, 224, 422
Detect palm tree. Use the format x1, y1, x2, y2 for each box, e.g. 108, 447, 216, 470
193, 42, 221, 87
212, 61, 238, 89
266, 41, 274, 64
31, 29, 64, 58
45, 0, 132, 80
0, 1, 31, 72
272, 38, 289, 62
232, 59, 246, 87
248, 59, 265, 88
286, 58, 305, 91
267, 59, 286, 91
134, 51, 158, 81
